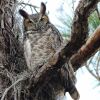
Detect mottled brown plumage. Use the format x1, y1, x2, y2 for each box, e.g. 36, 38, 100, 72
19, 3, 63, 71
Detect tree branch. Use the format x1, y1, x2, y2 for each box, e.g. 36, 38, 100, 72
70, 25, 100, 71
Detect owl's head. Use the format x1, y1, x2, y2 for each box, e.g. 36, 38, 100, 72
19, 2, 49, 32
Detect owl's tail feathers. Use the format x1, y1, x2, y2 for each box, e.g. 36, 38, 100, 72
64, 71, 80, 100
68, 85, 80, 100
63, 75, 80, 100
60, 65, 80, 100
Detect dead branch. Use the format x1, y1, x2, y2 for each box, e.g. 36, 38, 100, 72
70, 25, 100, 71
85, 62, 100, 81
18, 2, 39, 13
1, 76, 26, 100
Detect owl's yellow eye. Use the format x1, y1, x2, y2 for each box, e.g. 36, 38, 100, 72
28, 19, 36, 25
39, 15, 49, 24
42, 15, 48, 20
42, 15, 48, 19
28, 20, 33, 23
39, 18, 43, 21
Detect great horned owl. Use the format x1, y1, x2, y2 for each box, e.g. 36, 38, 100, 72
19, 3, 79, 100
19, 2, 63, 71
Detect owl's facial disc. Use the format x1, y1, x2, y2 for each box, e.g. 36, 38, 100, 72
24, 18, 37, 31
19, 2, 49, 32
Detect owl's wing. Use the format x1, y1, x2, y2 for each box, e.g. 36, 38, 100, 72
47, 24, 63, 51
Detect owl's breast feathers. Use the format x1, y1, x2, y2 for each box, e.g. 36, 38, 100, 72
24, 24, 63, 71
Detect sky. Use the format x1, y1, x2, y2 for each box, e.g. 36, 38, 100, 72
20, 0, 100, 100
20, 0, 74, 30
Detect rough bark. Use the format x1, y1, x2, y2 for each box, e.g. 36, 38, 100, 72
0, 0, 27, 100
70, 25, 100, 71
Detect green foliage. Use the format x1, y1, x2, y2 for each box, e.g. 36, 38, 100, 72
88, 11, 100, 34
58, 14, 73, 39
87, 11, 100, 84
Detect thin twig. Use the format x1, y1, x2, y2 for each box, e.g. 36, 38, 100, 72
72, 0, 75, 12
1, 76, 27, 100
96, 6, 100, 20
18, 2, 39, 13
96, 52, 100, 78
18, 0, 31, 9
85, 59, 100, 81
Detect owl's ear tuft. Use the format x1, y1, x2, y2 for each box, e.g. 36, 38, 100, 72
40, 2, 46, 16
19, 9, 29, 18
